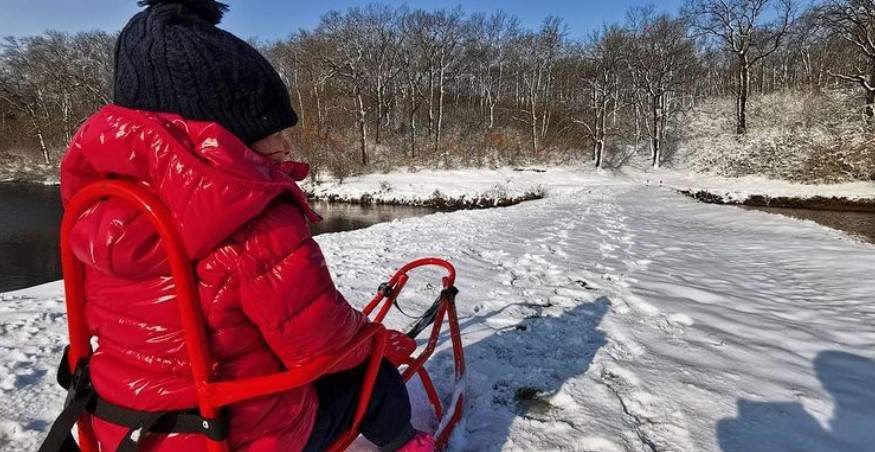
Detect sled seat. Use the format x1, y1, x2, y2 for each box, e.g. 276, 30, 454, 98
45, 180, 466, 452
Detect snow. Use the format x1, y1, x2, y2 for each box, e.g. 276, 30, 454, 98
3, 168, 875, 451
675, 90, 875, 185
307, 165, 875, 206
0, 161, 59, 185
306, 167, 557, 206
631, 169, 875, 204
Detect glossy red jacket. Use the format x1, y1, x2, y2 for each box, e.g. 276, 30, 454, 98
59, 104, 370, 451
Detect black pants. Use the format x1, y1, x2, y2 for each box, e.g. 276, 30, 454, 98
302, 360, 415, 452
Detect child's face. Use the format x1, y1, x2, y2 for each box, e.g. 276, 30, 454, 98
250, 130, 291, 162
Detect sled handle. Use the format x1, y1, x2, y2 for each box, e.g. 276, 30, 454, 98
363, 258, 457, 323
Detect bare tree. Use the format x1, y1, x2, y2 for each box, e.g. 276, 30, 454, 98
627, 8, 698, 167
572, 26, 626, 168
319, 10, 373, 166
359, 5, 404, 145
426, 8, 464, 162
466, 11, 520, 130
9, 2, 867, 179
684, 0, 795, 134
510, 17, 565, 158
819, 0, 875, 121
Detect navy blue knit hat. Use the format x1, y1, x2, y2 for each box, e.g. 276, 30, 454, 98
113, 0, 298, 144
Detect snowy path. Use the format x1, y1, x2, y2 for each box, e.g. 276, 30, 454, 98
3, 179, 875, 451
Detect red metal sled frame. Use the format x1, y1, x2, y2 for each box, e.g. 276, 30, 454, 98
362, 258, 466, 448
60, 180, 464, 452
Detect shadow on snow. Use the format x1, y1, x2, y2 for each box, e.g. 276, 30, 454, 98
434, 296, 609, 451
717, 350, 875, 452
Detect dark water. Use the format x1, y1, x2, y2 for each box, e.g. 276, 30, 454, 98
742, 206, 875, 243
0, 183, 436, 293
0, 184, 63, 293
308, 200, 437, 235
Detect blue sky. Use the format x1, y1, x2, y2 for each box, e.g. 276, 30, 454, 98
0, 0, 685, 40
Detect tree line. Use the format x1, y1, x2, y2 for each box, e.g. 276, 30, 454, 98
2, 0, 875, 178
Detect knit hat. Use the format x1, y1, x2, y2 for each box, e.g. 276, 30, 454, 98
113, 0, 298, 144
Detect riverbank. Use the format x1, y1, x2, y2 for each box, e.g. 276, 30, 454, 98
680, 189, 875, 212
3, 180, 875, 451
306, 166, 875, 208
304, 167, 558, 208
639, 170, 875, 207
0, 163, 58, 186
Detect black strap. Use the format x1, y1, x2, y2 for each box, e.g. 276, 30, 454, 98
39, 347, 229, 452
95, 400, 228, 442
38, 350, 92, 452
406, 286, 458, 339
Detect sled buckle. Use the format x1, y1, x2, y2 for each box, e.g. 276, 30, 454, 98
378, 282, 394, 297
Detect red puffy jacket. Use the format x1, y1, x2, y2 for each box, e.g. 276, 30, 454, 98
60, 105, 370, 451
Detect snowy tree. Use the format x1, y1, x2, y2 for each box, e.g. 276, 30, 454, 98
571, 26, 627, 169
684, 0, 796, 134
510, 18, 565, 159
626, 8, 698, 167
819, 0, 875, 121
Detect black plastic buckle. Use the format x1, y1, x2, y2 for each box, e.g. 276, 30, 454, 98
200, 415, 230, 441
378, 282, 394, 298
441, 285, 459, 302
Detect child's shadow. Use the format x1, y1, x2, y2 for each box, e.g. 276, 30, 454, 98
717, 350, 875, 452
431, 296, 609, 451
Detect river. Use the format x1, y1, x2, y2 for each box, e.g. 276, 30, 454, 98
0, 183, 436, 292
742, 205, 875, 243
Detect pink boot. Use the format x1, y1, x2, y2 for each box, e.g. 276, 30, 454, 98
395, 431, 435, 452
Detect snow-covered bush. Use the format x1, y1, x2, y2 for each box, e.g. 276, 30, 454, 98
481, 183, 510, 200
678, 89, 875, 183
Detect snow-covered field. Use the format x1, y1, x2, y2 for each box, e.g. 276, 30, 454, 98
307, 166, 875, 206
3, 169, 875, 451
641, 170, 875, 204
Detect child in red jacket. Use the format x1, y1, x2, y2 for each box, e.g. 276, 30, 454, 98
59, 0, 433, 450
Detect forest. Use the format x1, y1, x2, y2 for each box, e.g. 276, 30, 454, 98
2, 0, 875, 182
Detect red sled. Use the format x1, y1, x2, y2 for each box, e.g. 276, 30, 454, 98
41, 180, 465, 452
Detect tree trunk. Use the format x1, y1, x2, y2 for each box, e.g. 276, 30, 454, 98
866, 63, 875, 124
594, 139, 604, 169
409, 110, 417, 158
26, 105, 50, 164
293, 70, 305, 125
356, 92, 368, 166
736, 55, 750, 135
651, 93, 662, 168
436, 61, 446, 154
427, 68, 435, 138
376, 75, 383, 145
314, 86, 323, 133
865, 89, 875, 124
530, 99, 538, 157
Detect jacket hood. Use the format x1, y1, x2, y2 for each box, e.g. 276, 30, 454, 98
61, 104, 317, 279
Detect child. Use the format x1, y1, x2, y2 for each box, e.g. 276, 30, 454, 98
59, 0, 433, 450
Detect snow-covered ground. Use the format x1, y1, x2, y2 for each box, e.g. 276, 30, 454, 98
305, 167, 558, 206
638, 170, 875, 204
307, 166, 875, 206
3, 169, 875, 451
0, 161, 59, 185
